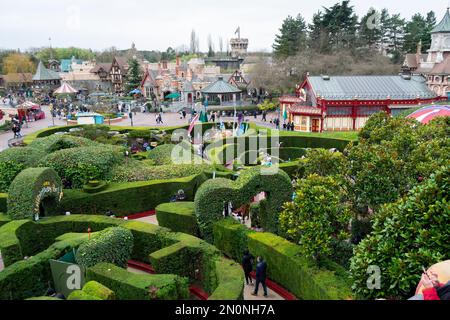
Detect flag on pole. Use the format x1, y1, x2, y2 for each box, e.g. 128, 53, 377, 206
235, 27, 241, 38
188, 113, 200, 135
283, 105, 288, 121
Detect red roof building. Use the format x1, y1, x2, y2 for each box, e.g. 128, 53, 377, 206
280, 74, 444, 133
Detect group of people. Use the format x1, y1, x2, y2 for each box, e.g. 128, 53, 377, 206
155, 112, 164, 124
283, 122, 296, 131
242, 250, 269, 297
11, 115, 23, 139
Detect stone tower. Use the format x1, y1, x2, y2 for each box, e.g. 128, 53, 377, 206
230, 27, 248, 58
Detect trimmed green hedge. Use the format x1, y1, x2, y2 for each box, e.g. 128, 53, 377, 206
27, 135, 99, 153
75, 227, 134, 268
0, 215, 244, 300
147, 144, 176, 165
208, 257, 244, 300
82, 281, 115, 300
0, 232, 90, 300
82, 181, 108, 194
60, 174, 208, 217
195, 167, 292, 241
213, 219, 353, 300
7, 167, 62, 220
39, 145, 124, 188
86, 263, 190, 300
68, 281, 116, 300
156, 202, 198, 236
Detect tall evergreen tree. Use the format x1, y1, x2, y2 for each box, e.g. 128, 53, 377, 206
321, 0, 359, 51
126, 58, 142, 93
273, 14, 307, 58
403, 12, 435, 53
359, 8, 383, 49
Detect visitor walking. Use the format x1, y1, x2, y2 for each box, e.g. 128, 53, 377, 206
251, 256, 268, 297
242, 250, 254, 286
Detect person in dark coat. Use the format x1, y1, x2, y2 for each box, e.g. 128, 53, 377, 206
252, 256, 268, 297
242, 250, 254, 286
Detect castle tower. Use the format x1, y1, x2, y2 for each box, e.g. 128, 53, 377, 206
230, 27, 248, 58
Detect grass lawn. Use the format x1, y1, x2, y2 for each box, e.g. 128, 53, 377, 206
278, 130, 358, 141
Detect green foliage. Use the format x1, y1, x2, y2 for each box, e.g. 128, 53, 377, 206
81, 281, 116, 300
60, 174, 207, 217
213, 219, 353, 300
195, 167, 292, 242
39, 146, 123, 188
110, 161, 211, 183
0, 212, 10, 226
208, 257, 245, 300
300, 148, 348, 177
67, 290, 102, 300
68, 125, 112, 142
147, 144, 176, 165
126, 58, 143, 93
280, 174, 351, 260
156, 202, 198, 236
83, 181, 108, 194
0, 147, 45, 192
273, 14, 308, 57
0, 231, 89, 300
86, 263, 189, 300
213, 218, 251, 261
7, 167, 62, 220
347, 114, 449, 215
258, 100, 277, 111
28, 134, 99, 153
350, 167, 450, 299
75, 227, 134, 268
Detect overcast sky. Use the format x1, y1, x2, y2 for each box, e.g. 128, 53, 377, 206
0, 0, 448, 52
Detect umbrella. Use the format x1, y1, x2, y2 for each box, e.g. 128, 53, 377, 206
17, 101, 39, 109
407, 105, 450, 124
129, 89, 142, 95
416, 260, 450, 295
54, 82, 78, 95
165, 92, 181, 99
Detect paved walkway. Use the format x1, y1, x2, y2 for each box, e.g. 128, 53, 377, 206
0, 106, 277, 151
132, 214, 284, 301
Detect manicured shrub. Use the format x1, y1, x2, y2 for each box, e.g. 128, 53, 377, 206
86, 263, 190, 300
350, 167, 450, 299
27, 135, 99, 153
147, 144, 176, 165
59, 174, 208, 217
83, 181, 108, 194
213, 219, 353, 300
156, 202, 198, 236
150, 242, 202, 281
0, 220, 30, 266
39, 146, 124, 188
0, 147, 45, 192
81, 281, 115, 300
208, 257, 244, 300
67, 290, 101, 300
248, 232, 353, 300
75, 227, 134, 268
0, 232, 89, 300
213, 218, 251, 262
7, 167, 62, 221
195, 167, 292, 242
109, 161, 212, 183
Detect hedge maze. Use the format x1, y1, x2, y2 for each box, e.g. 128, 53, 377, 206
0, 124, 356, 300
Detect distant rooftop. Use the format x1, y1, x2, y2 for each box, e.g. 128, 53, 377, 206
308, 75, 437, 100
432, 8, 450, 33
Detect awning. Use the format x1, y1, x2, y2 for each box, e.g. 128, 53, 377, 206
165, 92, 181, 99
54, 82, 78, 95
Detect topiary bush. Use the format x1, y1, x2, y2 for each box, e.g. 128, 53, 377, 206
350, 166, 450, 299
0, 147, 45, 192
156, 202, 198, 236
147, 144, 176, 165
27, 135, 99, 153
7, 167, 62, 221
81, 281, 115, 300
39, 146, 124, 188
75, 227, 134, 269
195, 167, 292, 242
86, 263, 190, 300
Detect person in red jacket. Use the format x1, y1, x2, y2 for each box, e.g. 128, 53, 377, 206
421, 271, 444, 300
